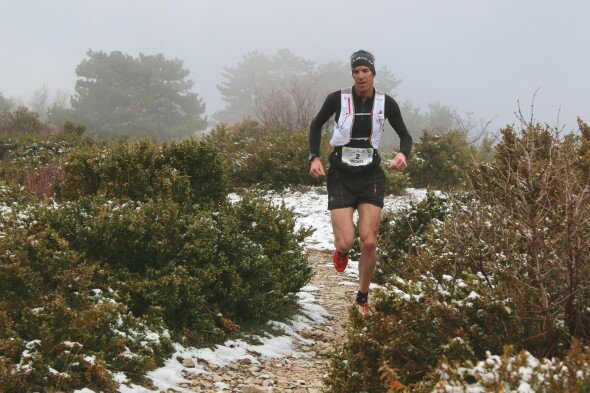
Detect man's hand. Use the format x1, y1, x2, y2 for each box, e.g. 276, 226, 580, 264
389, 152, 407, 171
309, 158, 326, 178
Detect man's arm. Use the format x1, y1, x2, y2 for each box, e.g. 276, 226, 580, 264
385, 95, 412, 171
309, 92, 339, 155
384, 95, 412, 159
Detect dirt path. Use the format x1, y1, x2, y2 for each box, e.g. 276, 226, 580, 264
180, 250, 354, 392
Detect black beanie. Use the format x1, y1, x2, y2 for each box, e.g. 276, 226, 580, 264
350, 50, 376, 75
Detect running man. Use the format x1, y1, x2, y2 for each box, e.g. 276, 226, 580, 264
308, 50, 412, 312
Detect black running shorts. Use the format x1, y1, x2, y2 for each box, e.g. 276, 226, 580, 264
326, 165, 385, 210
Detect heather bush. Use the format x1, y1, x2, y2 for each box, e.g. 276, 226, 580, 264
56, 138, 227, 205
327, 118, 590, 392
205, 120, 330, 190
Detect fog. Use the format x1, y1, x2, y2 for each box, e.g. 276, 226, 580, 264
1, 0, 588, 133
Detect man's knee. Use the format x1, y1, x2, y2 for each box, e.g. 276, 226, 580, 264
334, 234, 354, 252
360, 235, 377, 253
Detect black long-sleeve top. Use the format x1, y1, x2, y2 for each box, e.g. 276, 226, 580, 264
309, 87, 412, 158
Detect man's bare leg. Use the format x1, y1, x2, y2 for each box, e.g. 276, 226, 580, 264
330, 207, 355, 254
357, 203, 382, 292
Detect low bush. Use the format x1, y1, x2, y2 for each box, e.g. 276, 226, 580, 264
375, 192, 452, 283
56, 138, 227, 205
433, 340, 590, 392
0, 133, 91, 167
379, 151, 411, 196
326, 267, 518, 392
326, 118, 590, 392
0, 206, 172, 390
0, 106, 48, 136
205, 120, 330, 190
0, 193, 312, 389
408, 129, 477, 190
0, 133, 94, 199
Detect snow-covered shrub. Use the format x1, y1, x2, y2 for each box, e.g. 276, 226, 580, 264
0, 212, 171, 390
433, 340, 590, 392
327, 118, 590, 392
375, 192, 452, 283
0, 133, 92, 199
326, 268, 517, 392
36, 195, 311, 340
0, 192, 311, 390
0, 134, 87, 167
55, 138, 227, 205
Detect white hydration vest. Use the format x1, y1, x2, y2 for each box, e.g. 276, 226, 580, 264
329, 87, 386, 149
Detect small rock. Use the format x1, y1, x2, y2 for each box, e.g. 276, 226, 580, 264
212, 374, 224, 383
320, 347, 333, 356
262, 379, 274, 387
249, 365, 261, 373
241, 386, 268, 393
181, 358, 196, 368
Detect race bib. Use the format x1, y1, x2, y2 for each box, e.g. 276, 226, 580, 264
341, 147, 374, 166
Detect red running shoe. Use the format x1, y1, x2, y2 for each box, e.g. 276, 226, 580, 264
356, 301, 372, 314
332, 250, 349, 272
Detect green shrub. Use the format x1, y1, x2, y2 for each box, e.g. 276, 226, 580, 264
326, 267, 518, 392
0, 211, 172, 390
0, 133, 91, 168
408, 129, 477, 190
205, 120, 330, 190
56, 138, 227, 205
375, 192, 452, 283
384, 169, 410, 196
0, 192, 312, 389
61, 120, 86, 136
0, 134, 95, 200
379, 151, 411, 196
0, 106, 46, 136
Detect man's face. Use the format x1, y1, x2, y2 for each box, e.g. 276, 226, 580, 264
352, 65, 374, 97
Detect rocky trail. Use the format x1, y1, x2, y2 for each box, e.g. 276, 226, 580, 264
176, 250, 355, 393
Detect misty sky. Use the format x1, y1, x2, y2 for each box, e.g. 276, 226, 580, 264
1, 0, 588, 133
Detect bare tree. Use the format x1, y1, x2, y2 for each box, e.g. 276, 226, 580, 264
255, 75, 319, 132
52, 89, 71, 109
29, 85, 51, 121
453, 111, 496, 144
